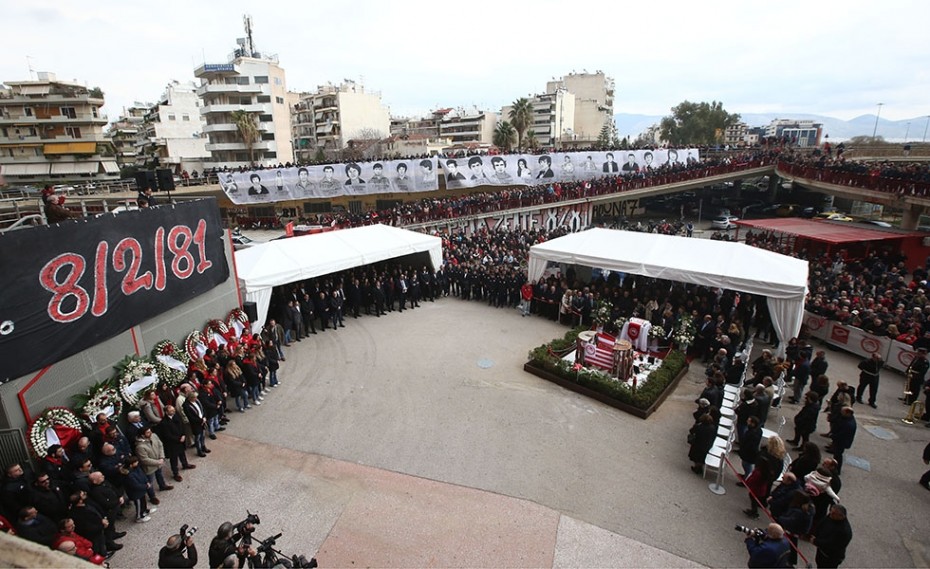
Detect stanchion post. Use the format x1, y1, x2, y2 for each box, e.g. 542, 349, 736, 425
708, 462, 726, 495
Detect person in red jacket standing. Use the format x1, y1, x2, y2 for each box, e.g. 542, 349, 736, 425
519, 282, 534, 317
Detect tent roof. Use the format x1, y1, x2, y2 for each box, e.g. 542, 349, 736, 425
235, 224, 443, 293
735, 218, 905, 245
528, 228, 808, 301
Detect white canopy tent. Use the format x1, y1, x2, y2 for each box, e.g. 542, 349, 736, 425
235, 224, 443, 328
527, 228, 809, 350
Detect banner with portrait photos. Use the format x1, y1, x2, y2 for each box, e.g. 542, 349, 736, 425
219, 158, 441, 204
218, 149, 700, 204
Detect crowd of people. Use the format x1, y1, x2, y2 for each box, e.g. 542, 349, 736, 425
0, 328, 281, 565
778, 152, 930, 196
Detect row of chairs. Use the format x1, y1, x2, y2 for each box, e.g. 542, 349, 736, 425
703, 339, 754, 480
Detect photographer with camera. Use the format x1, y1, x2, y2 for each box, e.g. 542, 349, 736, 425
158, 525, 198, 568
210, 521, 262, 568
741, 522, 791, 568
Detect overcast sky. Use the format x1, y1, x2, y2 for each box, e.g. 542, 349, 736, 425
5, 0, 929, 125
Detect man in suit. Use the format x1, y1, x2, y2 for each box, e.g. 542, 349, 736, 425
396, 273, 409, 311
158, 405, 194, 482
621, 152, 639, 173
182, 392, 209, 457
602, 153, 620, 173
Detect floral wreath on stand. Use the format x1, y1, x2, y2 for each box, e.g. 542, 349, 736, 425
673, 314, 696, 349
114, 355, 160, 407
593, 301, 614, 328
27, 407, 82, 458
151, 339, 190, 388
204, 319, 231, 351
184, 330, 208, 361
649, 325, 667, 339
72, 379, 122, 427
227, 308, 251, 337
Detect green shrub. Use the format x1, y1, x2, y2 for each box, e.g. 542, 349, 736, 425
527, 336, 687, 410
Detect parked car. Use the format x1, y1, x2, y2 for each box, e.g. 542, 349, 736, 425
711, 215, 739, 230
232, 232, 258, 250
815, 212, 854, 222
52, 184, 75, 194
858, 219, 893, 228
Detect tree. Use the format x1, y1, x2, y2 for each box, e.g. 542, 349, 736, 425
525, 129, 539, 150
313, 146, 327, 163
231, 110, 259, 165
508, 98, 533, 151
659, 100, 740, 145
493, 121, 516, 150
596, 123, 612, 149
89, 87, 104, 99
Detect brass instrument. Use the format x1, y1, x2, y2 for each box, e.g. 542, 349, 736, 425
903, 400, 926, 425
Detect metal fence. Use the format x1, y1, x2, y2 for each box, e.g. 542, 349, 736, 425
0, 428, 30, 472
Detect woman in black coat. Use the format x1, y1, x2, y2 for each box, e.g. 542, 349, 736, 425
788, 391, 821, 448
688, 414, 718, 474
788, 441, 821, 480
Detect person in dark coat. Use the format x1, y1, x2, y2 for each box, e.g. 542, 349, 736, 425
157, 405, 194, 482
787, 391, 821, 449
738, 416, 763, 479
69, 490, 109, 555
31, 472, 69, 522
812, 503, 853, 568
123, 456, 152, 523
16, 505, 58, 546
777, 490, 816, 567
788, 441, 821, 481
829, 407, 857, 474
87, 471, 125, 549
744, 436, 787, 519
1, 463, 33, 522
920, 441, 930, 490
688, 414, 717, 474
767, 472, 802, 519
856, 352, 883, 408
158, 533, 198, 568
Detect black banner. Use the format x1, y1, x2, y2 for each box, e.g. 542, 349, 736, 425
0, 199, 229, 382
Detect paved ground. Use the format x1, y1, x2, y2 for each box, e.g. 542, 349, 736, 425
105, 295, 930, 568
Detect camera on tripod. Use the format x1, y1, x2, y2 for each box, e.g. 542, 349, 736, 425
735, 525, 765, 540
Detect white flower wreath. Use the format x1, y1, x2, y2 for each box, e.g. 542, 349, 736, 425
115, 356, 160, 407
27, 407, 82, 458
151, 339, 190, 388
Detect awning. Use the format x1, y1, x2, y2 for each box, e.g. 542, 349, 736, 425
18, 85, 51, 96
100, 161, 120, 174
50, 162, 98, 174
735, 218, 903, 245
43, 142, 98, 155
1, 164, 51, 176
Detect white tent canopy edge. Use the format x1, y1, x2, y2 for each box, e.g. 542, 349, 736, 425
235, 224, 443, 329
527, 228, 809, 351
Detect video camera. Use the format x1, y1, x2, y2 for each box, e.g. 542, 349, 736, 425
735, 525, 765, 541
179, 524, 198, 540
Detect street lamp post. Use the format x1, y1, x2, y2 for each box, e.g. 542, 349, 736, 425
904, 122, 911, 141
924, 115, 930, 143
872, 103, 883, 141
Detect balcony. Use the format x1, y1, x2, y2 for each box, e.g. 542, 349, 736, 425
204, 141, 271, 152
0, 113, 108, 125
196, 83, 263, 96
200, 103, 266, 114
202, 123, 239, 134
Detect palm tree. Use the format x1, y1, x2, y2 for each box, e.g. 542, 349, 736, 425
231, 110, 259, 165
493, 121, 516, 151
508, 98, 532, 151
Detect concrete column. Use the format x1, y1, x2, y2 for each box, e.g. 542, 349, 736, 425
901, 203, 925, 230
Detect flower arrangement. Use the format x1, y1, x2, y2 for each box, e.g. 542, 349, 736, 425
151, 339, 190, 388
72, 379, 121, 425
613, 316, 628, 331
27, 407, 82, 458
204, 319, 231, 348
184, 330, 208, 360
227, 308, 250, 336
673, 314, 696, 347
114, 355, 160, 407
593, 301, 614, 326
649, 325, 667, 339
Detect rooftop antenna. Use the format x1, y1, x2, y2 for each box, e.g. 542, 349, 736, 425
242, 14, 255, 57
26, 56, 36, 80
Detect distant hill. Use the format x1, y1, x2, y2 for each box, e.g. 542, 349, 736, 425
615, 112, 927, 143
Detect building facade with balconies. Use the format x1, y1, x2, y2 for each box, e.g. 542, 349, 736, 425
292, 80, 391, 162
502, 91, 575, 148
764, 119, 823, 147
136, 81, 210, 173
0, 72, 118, 184
545, 71, 614, 146
107, 102, 149, 169
439, 107, 498, 146
194, 54, 293, 168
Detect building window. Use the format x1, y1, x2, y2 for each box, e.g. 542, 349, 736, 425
263, 151, 276, 159
168, 114, 176, 121
92, 107, 99, 118
60, 107, 77, 119
236, 77, 250, 85
261, 133, 275, 141
182, 114, 191, 121
254, 76, 269, 84
24, 107, 33, 117
275, 97, 284, 104
65, 126, 82, 139
259, 114, 273, 122
256, 95, 271, 103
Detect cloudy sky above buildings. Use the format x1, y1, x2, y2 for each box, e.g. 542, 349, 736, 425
4, 0, 929, 124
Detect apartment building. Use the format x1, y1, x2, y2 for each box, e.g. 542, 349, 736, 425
502, 90, 575, 148
107, 102, 149, 168
439, 107, 498, 146
292, 80, 391, 162
765, 119, 823, 147
545, 71, 615, 146
137, 81, 210, 172
194, 42, 293, 167
0, 72, 118, 184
